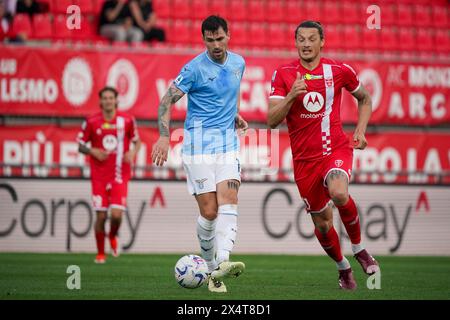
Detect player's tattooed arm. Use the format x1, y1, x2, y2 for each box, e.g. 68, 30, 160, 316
227, 180, 240, 191
351, 84, 372, 149
158, 84, 185, 137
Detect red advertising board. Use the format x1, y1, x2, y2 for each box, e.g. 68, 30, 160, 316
0, 46, 448, 125
1, 125, 449, 184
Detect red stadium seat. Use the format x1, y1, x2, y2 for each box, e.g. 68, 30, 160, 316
156, 19, 172, 43
247, 0, 266, 22
248, 23, 267, 48
380, 27, 399, 52
209, 2, 228, 19
435, 30, 450, 53
398, 27, 415, 52
52, 14, 72, 40
191, 20, 204, 47
342, 25, 362, 51
267, 23, 287, 49
266, 1, 284, 23
415, 28, 434, 53
11, 14, 33, 39
396, 4, 413, 27
229, 22, 247, 47
172, 0, 191, 19
171, 20, 191, 45
378, 3, 396, 26
51, 0, 73, 14
191, 0, 209, 21
71, 15, 96, 41
431, 6, 449, 29
229, 0, 247, 22
32, 13, 53, 39
305, 2, 322, 23
361, 28, 380, 51
322, 1, 340, 24
413, 5, 432, 28
323, 24, 342, 51
341, 2, 362, 24
153, 0, 172, 19
285, 1, 303, 25
75, 0, 95, 14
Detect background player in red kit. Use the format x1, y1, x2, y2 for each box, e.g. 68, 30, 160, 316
77, 86, 141, 264
268, 21, 379, 290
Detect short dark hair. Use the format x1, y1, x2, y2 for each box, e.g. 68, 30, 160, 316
98, 86, 118, 98
295, 20, 324, 40
201, 15, 228, 36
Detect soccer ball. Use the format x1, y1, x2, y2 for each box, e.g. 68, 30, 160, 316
174, 254, 208, 289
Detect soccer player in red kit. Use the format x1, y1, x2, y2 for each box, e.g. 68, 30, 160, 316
268, 21, 379, 290
77, 86, 141, 264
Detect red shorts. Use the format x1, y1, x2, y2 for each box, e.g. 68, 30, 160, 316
91, 179, 128, 212
294, 147, 353, 213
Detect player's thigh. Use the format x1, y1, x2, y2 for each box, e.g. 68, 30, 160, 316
194, 192, 218, 220
91, 179, 109, 211
323, 149, 353, 201
182, 154, 216, 195
215, 152, 241, 205
294, 161, 330, 214
216, 179, 239, 205
110, 181, 128, 213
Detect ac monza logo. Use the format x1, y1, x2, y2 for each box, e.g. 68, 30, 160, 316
303, 92, 324, 112
102, 134, 118, 151
335, 160, 343, 167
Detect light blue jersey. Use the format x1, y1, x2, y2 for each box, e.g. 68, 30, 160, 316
174, 51, 245, 155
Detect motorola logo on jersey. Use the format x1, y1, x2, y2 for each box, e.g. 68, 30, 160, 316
102, 134, 118, 151
303, 92, 324, 112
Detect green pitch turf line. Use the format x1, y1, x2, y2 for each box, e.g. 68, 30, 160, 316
0, 253, 449, 300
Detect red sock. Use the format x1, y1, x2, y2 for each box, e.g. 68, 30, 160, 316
109, 223, 120, 240
95, 231, 105, 255
336, 196, 361, 245
314, 226, 343, 262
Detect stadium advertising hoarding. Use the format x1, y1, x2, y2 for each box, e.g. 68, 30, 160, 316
0, 46, 449, 125
0, 180, 449, 255
1, 126, 449, 184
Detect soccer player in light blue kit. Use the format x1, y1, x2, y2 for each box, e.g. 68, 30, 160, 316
152, 15, 248, 293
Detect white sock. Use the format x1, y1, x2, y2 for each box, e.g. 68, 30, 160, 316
196, 215, 217, 272
351, 243, 365, 255
336, 257, 351, 270
215, 204, 238, 265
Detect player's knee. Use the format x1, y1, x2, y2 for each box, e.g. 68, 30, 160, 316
314, 219, 332, 234
201, 210, 218, 221
110, 209, 123, 220
329, 189, 349, 206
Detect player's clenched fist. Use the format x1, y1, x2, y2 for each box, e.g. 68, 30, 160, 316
152, 136, 169, 166
288, 72, 308, 99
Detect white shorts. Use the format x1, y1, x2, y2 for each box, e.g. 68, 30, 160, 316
182, 151, 241, 195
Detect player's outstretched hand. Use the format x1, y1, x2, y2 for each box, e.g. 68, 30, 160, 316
353, 132, 368, 150
90, 148, 108, 161
235, 114, 249, 136
123, 150, 136, 163
288, 72, 308, 99
152, 136, 169, 166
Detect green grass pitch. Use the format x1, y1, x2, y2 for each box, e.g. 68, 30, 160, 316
0, 253, 449, 300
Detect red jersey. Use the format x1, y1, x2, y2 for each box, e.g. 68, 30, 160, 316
270, 57, 360, 161
77, 111, 139, 183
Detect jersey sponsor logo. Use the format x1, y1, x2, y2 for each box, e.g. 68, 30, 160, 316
102, 134, 118, 151
304, 73, 323, 80
335, 159, 343, 167
303, 91, 324, 112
